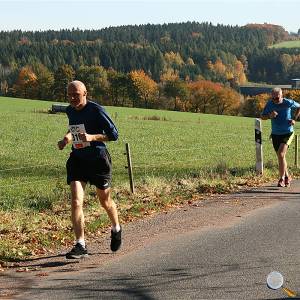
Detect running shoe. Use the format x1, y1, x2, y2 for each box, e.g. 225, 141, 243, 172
66, 243, 88, 259
285, 176, 291, 187
111, 226, 122, 252
277, 178, 285, 187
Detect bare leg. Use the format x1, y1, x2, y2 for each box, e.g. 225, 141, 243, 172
96, 187, 119, 227
277, 143, 289, 178
70, 181, 86, 241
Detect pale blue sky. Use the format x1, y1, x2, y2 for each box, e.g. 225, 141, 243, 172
0, 0, 299, 33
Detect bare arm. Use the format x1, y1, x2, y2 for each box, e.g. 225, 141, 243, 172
288, 107, 300, 125
294, 107, 300, 121
78, 133, 109, 142
57, 131, 72, 150
260, 115, 269, 120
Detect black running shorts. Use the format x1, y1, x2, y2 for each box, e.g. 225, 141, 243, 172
271, 132, 294, 152
66, 148, 112, 190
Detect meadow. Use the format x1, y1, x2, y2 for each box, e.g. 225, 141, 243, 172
0, 96, 295, 210
270, 40, 300, 48
0, 96, 297, 259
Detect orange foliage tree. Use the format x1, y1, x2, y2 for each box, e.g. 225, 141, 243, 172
210, 58, 247, 86
283, 89, 300, 102
13, 66, 37, 98
214, 87, 241, 115
241, 93, 269, 117
188, 80, 221, 113
129, 70, 158, 108
188, 80, 241, 115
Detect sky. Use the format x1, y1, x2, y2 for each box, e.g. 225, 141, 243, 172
0, 0, 299, 33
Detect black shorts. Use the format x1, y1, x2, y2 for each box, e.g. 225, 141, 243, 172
66, 148, 112, 190
271, 132, 294, 152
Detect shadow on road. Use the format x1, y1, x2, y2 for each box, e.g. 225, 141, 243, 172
18, 261, 300, 299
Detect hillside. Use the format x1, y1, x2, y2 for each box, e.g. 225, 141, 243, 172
0, 22, 297, 88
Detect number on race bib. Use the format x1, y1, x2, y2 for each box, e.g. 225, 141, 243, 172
69, 124, 90, 149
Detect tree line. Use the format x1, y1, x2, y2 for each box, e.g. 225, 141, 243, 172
1, 22, 297, 87
1, 21, 299, 116
4, 63, 241, 115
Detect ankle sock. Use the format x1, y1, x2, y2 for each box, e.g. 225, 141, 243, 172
76, 239, 86, 248
112, 224, 121, 233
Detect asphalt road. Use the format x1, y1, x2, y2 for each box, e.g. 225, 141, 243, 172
10, 181, 300, 299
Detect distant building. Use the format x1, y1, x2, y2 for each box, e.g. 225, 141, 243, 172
291, 78, 300, 88
239, 86, 273, 96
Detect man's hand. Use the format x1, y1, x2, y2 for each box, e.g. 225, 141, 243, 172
289, 119, 296, 125
57, 137, 69, 150
78, 132, 94, 142
269, 111, 278, 119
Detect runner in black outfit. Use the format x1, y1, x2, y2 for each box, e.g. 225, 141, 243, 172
57, 80, 122, 259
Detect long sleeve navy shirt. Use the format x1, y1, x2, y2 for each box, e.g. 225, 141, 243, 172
66, 100, 118, 159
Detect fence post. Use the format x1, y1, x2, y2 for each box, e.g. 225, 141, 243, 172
255, 118, 263, 175
295, 134, 298, 167
125, 143, 135, 193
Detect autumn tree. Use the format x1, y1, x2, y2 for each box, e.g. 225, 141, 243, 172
233, 59, 247, 85
214, 87, 241, 115
188, 80, 222, 113
76, 65, 108, 101
13, 66, 37, 99
107, 69, 130, 106
160, 68, 180, 83
283, 89, 300, 102
241, 93, 269, 117
163, 79, 189, 111
280, 54, 293, 74
212, 58, 226, 76
31, 63, 54, 100
0, 80, 8, 95
53, 64, 75, 101
129, 70, 158, 108
164, 52, 185, 68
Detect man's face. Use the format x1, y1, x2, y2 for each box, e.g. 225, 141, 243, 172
272, 91, 283, 104
67, 84, 87, 110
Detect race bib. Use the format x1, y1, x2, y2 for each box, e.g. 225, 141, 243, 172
69, 124, 91, 149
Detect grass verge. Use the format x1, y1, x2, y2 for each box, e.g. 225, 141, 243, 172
0, 164, 295, 264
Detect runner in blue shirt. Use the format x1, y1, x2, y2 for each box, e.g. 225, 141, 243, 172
57, 80, 122, 259
261, 87, 300, 187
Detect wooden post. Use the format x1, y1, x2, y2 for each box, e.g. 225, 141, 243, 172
295, 134, 298, 167
255, 118, 263, 175
125, 143, 135, 193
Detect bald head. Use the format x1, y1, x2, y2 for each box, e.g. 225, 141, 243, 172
68, 80, 87, 93
67, 80, 88, 110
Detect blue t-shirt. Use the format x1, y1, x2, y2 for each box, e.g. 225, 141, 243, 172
261, 98, 300, 135
66, 100, 118, 159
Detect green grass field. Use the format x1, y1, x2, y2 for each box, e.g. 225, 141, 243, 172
2, 96, 299, 259
270, 40, 300, 48
1, 96, 295, 210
